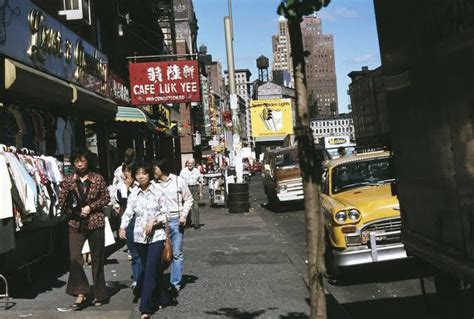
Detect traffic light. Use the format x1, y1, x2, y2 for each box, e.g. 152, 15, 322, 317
266, 108, 273, 120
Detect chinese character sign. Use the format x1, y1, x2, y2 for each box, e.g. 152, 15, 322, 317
129, 60, 200, 105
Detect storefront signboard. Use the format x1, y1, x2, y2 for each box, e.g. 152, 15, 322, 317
250, 99, 294, 137
0, 1, 108, 95
129, 60, 200, 105
109, 73, 130, 104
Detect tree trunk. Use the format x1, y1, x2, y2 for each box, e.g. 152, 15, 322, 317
287, 16, 327, 319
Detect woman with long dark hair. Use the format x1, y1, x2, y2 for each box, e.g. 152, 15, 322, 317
58, 148, 110, 309
119, 162, 169, 318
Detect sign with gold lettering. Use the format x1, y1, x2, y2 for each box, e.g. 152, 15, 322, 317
0, 1, 108, 95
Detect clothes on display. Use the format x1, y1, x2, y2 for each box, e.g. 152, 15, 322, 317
55, 117, 74, 157
0, 145, 64, 228
0, 105, 73, 156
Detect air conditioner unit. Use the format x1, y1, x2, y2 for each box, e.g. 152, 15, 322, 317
58, 0, 92, 25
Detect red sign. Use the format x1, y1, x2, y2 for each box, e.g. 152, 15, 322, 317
129, 60, 200, 105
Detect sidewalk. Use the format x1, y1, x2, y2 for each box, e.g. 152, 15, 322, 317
1, 183, 311, 318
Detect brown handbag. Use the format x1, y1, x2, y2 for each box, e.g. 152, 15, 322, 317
161, 223, 173, 269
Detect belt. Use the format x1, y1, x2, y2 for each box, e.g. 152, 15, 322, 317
188, 184, 199, 187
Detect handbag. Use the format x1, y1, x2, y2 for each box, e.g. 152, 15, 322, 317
161, 222, 173, 269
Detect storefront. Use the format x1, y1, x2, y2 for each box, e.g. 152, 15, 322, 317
0, 1, 116, 280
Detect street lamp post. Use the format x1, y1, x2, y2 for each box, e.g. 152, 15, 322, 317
224, 4, 243, 183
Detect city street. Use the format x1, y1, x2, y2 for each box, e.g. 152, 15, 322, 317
1, 178, 314, 319
252, 175, 473, 319
1, 175, 472, 319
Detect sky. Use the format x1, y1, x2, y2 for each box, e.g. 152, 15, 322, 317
193, 0, 381, 114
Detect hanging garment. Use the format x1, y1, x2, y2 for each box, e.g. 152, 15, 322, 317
19, 155, 50, 216
41, 155, 63, 184
10, 109, 26, 149
55, 117, 66, 156
21, 111, 35, 149
43, 113, 56, 156
63, 118, 73, 156
4, 152, 37, 215
31, 111, 46, 154
0, 107, 19, 146
0, 153, 13, 219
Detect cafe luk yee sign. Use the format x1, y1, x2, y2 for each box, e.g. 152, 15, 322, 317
129, 60, 200, 105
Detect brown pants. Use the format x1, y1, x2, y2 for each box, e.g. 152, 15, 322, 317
189, 186, 200, 228
67, 228, 108, 301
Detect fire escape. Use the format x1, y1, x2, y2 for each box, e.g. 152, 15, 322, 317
151, 0, 177, 55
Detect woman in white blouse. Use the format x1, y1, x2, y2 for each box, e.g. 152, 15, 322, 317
119, 162, 169, 319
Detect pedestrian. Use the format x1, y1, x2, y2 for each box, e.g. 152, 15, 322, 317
114, 163, 142, 295
58, 148, 110, 310
179, 158, 203, 230
153, 159, 193, 303
119, 162, 169, 319
112, 148, 136, 187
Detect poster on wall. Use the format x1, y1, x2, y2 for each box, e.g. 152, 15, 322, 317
129, 60, 200, 105
250, 99, 294, 137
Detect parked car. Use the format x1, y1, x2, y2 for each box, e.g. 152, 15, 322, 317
321, 149, 407, 279
262, 146, 330, 211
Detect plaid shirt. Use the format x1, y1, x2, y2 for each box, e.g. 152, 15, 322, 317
58, 172, 110, 232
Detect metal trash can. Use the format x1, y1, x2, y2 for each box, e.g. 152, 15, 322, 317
227, 183, 250, 213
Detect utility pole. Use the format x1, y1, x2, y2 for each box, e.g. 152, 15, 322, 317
224, 1, 243, 183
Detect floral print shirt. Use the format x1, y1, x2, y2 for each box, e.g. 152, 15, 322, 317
58, 172, 110, 232
120, 184, 169, 244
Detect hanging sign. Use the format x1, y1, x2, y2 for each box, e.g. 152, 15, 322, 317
129, 60, 200, 105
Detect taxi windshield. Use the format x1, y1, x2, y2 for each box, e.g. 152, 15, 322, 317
331, 157, 393, 193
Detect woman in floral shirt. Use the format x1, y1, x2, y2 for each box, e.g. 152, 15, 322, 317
119, 162, 169, 319
58, 149, 110, 309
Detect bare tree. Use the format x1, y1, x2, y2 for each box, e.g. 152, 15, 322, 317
277, 1, 331, 318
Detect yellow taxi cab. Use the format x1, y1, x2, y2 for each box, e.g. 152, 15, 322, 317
321, 149, 407, 278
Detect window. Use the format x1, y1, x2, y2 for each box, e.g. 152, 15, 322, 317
59, 0, 92, 25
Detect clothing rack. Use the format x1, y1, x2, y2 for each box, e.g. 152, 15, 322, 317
0, 144, 39, 156
0, 145, 59, 293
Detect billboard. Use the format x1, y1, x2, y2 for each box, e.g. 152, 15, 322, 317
250, 99, 293, 137
129, 60, 200, 105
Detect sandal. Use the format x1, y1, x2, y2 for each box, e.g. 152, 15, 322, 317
70, 295, 87, 310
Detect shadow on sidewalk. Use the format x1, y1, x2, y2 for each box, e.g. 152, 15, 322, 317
204, 307, 309, 319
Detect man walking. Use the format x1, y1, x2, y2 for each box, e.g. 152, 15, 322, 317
180, 159, 203, 230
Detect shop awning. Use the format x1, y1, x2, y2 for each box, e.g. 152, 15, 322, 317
4, 58, 73, 105
115, 106, 155, 131
71, 84, 117, 119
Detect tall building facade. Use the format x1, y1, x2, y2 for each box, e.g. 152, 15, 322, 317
173, 0, 200, 170
272, 16, 293, 88
348, 66, 390, 147
272, 16, 338, 116
224, 69, 252, 145
301, 16, 338, 117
